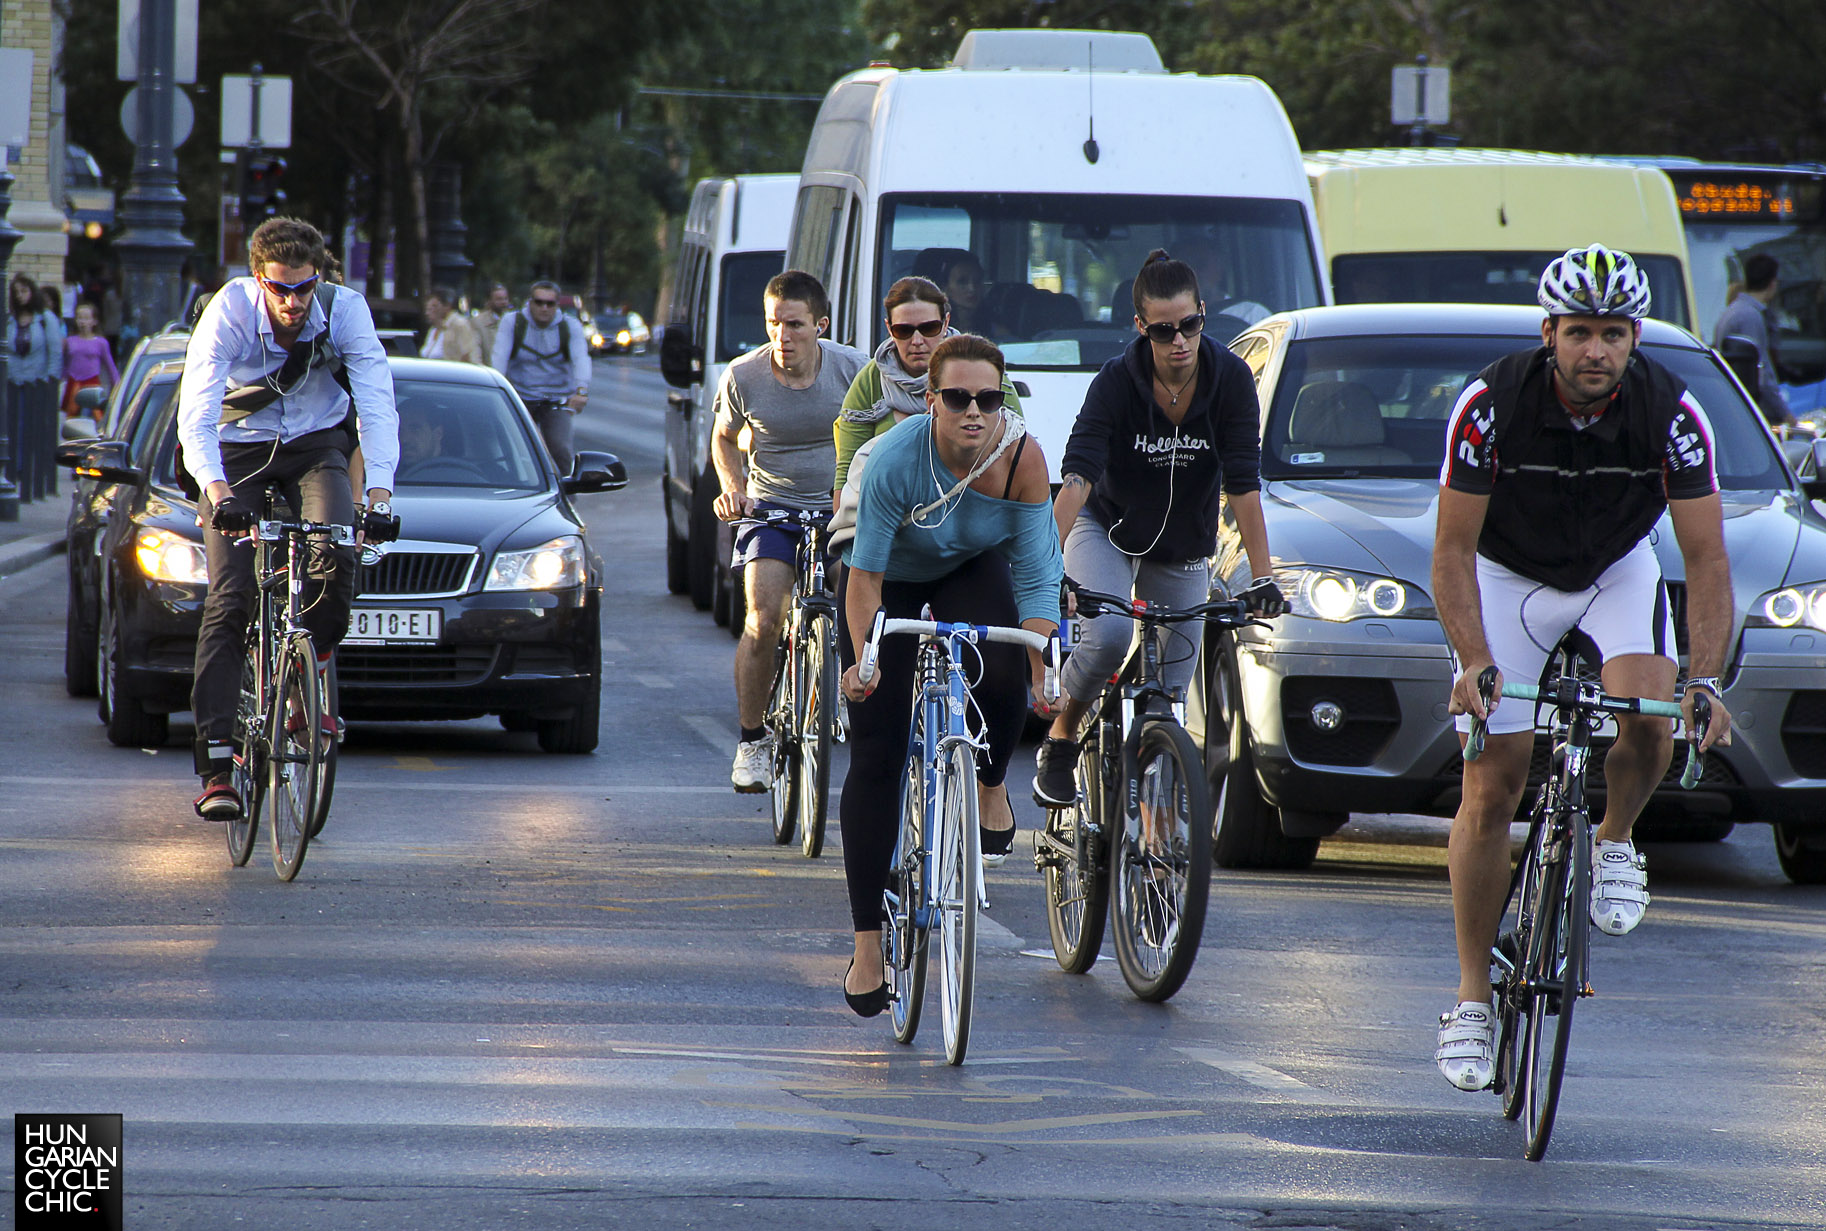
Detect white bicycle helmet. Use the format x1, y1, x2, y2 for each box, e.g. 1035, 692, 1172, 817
1537, 244, 1652, 319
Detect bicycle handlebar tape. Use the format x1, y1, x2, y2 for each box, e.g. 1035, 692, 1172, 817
858, 608, 887, 686
1682, 692, 1713, 790
1044, 635, 1061, 704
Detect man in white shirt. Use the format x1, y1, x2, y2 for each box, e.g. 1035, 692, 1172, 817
178, 217, 401, 820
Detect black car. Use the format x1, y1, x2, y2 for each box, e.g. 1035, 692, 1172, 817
59, 357, 628, 753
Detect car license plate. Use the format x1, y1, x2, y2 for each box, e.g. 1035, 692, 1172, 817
345, 607, 441, 644
1061, 616, 1085, 648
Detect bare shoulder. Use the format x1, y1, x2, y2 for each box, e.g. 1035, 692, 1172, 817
1009, 435, 1052, 504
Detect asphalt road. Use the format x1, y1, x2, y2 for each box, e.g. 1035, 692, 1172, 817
0, 355, 1822, 1230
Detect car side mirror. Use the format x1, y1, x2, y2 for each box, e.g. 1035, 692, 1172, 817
659, 323, 702, 389
67, 439, 142, 485
1717, 335, 1761, 393
60, 415, 101, 443
564, 450, 629, 494
75, 385, 107, 412
1802, 438, 1826, 502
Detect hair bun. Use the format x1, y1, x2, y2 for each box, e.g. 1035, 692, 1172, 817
1144, 248, 1172, 265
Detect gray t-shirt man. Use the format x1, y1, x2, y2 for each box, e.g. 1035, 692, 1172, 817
713, 338, 866, 510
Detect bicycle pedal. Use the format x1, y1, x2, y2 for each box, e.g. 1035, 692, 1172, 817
1580, 982, 1595, 997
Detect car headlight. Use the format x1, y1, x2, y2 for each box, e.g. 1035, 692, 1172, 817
134, 529, 208, 583
1273, 566, 1433, 621
615, 329, 632, 346
1747, 582, 1826, 631
485, 536, 584, 591
589, 331, 604, 347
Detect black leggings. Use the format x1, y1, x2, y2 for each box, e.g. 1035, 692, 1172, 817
837, 552, 1030, 933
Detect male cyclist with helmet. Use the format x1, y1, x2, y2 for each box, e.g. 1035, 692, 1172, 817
1431, 244, 1734, 1092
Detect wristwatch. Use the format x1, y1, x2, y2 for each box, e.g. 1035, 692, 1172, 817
1685, 675, 1721, 697
369, 501, 391, 517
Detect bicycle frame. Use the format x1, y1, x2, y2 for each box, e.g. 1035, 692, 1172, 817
906, 629, 994, 929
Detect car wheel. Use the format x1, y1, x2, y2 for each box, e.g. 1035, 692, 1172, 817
1773, 822, 1826, 884
687, 477, 717, 612
65, 565, 98, 698
663, 470, 690, 595
1209, 640, 1317, 870
99, 595, 168, 748
537, 620, 601, 754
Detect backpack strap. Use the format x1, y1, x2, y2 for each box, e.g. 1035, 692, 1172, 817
510, 311, 527, 361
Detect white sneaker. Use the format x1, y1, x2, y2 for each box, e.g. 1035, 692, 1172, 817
1592, 839, 1650, 936
1436, 1000, 1496, 1092
731, 736, 774, 793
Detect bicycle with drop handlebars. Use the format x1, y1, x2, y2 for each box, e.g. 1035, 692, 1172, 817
1464, 661, 1709, 1160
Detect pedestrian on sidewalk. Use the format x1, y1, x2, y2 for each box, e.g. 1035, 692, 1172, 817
62, 302, 119, 418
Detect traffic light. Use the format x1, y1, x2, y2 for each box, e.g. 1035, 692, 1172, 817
240, 154, 287, 222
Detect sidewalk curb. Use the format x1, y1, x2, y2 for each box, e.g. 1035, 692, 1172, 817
0, 534, 65, 580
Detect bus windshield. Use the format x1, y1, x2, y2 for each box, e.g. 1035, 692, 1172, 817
875, 193, 1323, 371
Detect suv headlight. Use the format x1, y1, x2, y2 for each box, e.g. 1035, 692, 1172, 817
1747, 582, 1826, 631
135, 529, 208, 584
485, 536, 584, 591
1273, 566, 1434, 621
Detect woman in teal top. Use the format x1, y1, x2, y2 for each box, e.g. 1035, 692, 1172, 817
834, 334, 1062, 1017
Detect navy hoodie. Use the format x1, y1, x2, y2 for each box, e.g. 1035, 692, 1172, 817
1058, 333, 1263, 562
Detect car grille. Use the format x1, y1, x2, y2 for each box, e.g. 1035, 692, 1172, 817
1779, 691, 1826, 777
1280, 676, 1400, 767
358, 550, 477, 598
509, 646, 579, 676
337, 645, 498, 686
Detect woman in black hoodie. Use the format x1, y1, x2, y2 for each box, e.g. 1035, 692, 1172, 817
1032, 250, 1284, 806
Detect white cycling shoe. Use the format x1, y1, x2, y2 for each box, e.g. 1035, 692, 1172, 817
1591, 839, 1650, 937
731, 736, 774, 794
1436, 1000, 1496, 1092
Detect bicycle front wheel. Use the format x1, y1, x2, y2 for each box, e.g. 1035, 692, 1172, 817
887, 748, 928, 1045
309, 653, 339, 839
1521, 810, 1590, 1161
767, 639, 799, 846
225, 641, 264, 867
936, 742, 980, 1065
1111, 721, 1214, 1002
1042, 722, 1112, 973
797, 611, 836, 859
266, 633, 322, 881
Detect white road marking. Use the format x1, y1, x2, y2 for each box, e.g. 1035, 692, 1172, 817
683, 715, 737, 754
635, 673, 675, 689
1176, 1047, 1319, 1095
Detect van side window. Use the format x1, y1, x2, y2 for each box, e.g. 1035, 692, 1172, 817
690, 246, 711, 365
838, 196, 861, 347
790, 185, 848, 292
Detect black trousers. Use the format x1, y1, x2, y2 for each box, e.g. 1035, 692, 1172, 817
192, 429, 355, 761
836, 552, 1029, 933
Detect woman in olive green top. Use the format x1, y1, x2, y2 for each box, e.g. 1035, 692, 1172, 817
833, 276, 1022, 503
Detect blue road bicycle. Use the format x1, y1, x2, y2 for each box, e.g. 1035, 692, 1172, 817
858, 608, 1059, 1065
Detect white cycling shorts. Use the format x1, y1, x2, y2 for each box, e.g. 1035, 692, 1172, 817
1452, 536, 1676, 736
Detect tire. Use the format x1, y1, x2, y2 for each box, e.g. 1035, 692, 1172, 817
663, 471, 690, 596
1112, 721, 1215, 1003
1519, 809, 1589, 1161
64, 567, 98, 697
767, 638, 799, 847
99, 598, 168, 749
225, 644, 264, 868
797, 612, 835, 859
309, 655, 339, 839
537, 622, 602, 754
1209, 645, 1316, 870
688, 479, 718, 612
937, 741, 980, 1066
1497, 796, 1548, 1122
267, 633, 321, 882
1042, 720, 1112, 974
726, 560, 747, 641
1774, 822, 1826, 884
887, 747, 929, 1046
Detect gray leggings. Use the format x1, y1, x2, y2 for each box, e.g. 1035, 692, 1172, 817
1058, 512, 1210, 702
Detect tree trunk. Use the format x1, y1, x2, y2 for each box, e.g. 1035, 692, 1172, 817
402, 101, 432, 301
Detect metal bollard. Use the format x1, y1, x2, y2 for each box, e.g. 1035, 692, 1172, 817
0, 377, 17, 521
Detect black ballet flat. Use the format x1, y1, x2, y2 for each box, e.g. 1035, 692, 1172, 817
844, 958, 888, 1018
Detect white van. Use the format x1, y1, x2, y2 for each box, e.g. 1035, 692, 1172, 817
659, 174, 796, 620
786, 28, 1328, 475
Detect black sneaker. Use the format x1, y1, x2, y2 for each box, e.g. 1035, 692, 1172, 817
980, 822, 1016, 867
1031, 736, 1080, 808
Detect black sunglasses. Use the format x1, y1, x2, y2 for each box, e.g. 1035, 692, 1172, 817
887, 318, 946, 341
934, 386, 1006, 413
1140, 312, 1205, 344
529, 297, 559, 307
258, 274, 321, 300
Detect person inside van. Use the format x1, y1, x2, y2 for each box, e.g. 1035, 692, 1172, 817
912, 248, 987, 333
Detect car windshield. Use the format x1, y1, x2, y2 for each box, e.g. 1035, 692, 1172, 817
1332, 252, 1692, 331
1257, 334, 1788, 490
718, 251, 785, 361
392, 380, 549, 490
876, 193, 1324, 370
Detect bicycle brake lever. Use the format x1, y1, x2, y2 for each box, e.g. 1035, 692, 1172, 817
1680, 692, 1712, 789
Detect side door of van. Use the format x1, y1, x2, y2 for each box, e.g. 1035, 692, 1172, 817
662, 238, 710, 597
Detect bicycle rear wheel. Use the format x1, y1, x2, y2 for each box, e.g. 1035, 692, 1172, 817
225, 641, 264, 867
767, 638, 799, 845
887, 747, 928, 1045
935, 742, 981, 1065
1521, 809, 1590, 1160
266, 633, 322, 882
1111, 721, 1214, 1002
1041, 720, 1112, 973
797, 612, 836, 858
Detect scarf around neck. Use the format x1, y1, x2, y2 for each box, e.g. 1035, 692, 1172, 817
840, 331, 956, 424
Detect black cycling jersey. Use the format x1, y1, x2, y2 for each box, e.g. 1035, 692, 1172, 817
1442, 347, 1717, 592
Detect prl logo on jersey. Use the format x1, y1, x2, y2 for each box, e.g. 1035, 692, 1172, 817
1455, 403, 1495, 467
15, 1113, 123, 1230
1669, 411, 1707, 469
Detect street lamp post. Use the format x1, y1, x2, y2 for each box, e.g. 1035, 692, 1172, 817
114, 0, 193, 343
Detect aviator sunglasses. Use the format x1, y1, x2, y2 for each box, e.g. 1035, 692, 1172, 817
934, 386, 1007, 413
1140, 312, 1205, 344
887, 318, 946, 341
258, 274, 321, 301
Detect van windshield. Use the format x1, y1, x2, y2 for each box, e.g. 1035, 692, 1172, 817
876, 193, 1323, 370
1332, 251, 1691, 330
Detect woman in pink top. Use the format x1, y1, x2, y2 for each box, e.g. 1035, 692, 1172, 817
62, 302, 119, 417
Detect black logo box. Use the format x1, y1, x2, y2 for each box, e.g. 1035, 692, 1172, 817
14, 1113, 123, 1231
